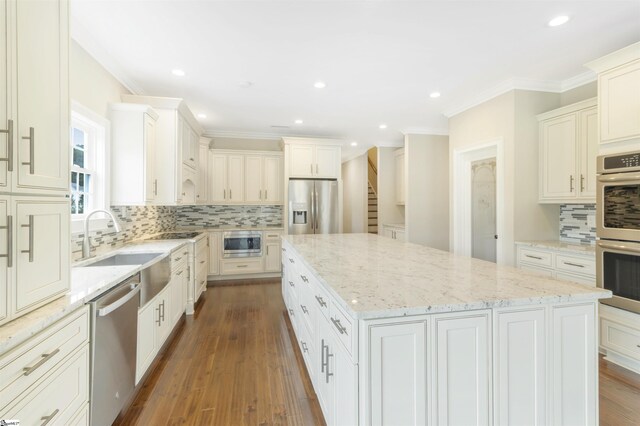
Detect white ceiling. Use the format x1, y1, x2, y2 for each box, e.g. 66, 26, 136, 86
71, 0, 640, 159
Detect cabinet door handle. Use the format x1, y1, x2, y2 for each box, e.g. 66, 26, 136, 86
21, 127, 35, 174
236, 264, 248, 268
289, 258, 295, 263
265, 189, 268, 199
23, 348, 60, 376
316, 164, 319, 174
563, 261, 585, 268
154, 179, 158, 195
40, 408, 60, 426
266, 245, 269, 256
325, 345, 333, 383
176, 270, 183, 276
259, 189, 262, 200
21, 215, 34, 262
300, 275, 308, 283
199, 260, 205, 264
301, 341, 308, 353
229, 189, 232, 199
331, 317, 348, 335
289, 281, 294, 287
580, 174, 585, 192
310, 164, 313, 174
0, 119, 13, 171
300, 304, 308, 314
321, 338, 326, 373
315, 295, 327, 307
223, 189, 226, 199
525, 254, 542, 260
0, 215, 12, 267
156, 306, 161, 325
569, 175, 574, 192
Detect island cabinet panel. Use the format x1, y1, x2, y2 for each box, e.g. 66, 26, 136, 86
433, 311, 491, 426
494, 308, 546, 426
367, 320, 428, 426
550, 303, 597, 426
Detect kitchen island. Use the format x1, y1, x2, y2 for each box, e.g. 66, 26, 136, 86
281, 233, 610, 426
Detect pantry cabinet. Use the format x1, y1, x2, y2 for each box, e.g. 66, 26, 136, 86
284, 139, 341, 179
538, 98, 597, 203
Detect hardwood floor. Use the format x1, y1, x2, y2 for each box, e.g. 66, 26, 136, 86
116, 280, 640, 426
116, 280, 325, 426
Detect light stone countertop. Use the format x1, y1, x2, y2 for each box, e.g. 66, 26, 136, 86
178, 225, 284, 231
283, 233, 610, 320
0, 240, 188, 355
515, 240, 596, 255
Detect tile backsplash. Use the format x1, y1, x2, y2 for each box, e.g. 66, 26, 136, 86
175, 205, 283, 227
559, 204, 596, 244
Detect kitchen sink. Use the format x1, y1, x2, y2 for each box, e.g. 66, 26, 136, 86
83, 253, 164, 267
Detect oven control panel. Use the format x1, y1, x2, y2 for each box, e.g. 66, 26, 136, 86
601, 151, 640, 173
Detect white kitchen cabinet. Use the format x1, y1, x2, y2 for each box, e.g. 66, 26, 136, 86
516, 243, 596, 286
181, 120, 198, 170
328, 334, 358, 426
264, 231, 282, 273
208, 232, 220, 276
368, 319, 428, 426
434, 311, 490, 426
136, 283, 171, 384
285, 139, 341, 179
181, 164, 196, 205
289, 144, 315, 177
494, 308, 546, 426
538, 99, 597, 203
599, 304, 640, 372
210, 152, 244, 203
395, 148, 405, 205
244, 155, 263, 203
227, 155, 244, 202
315, 146, 340, 178
263, 156, 283, 203
169, 267, 187, 327
197, 142, 209, 204
382, 224, 405, 241
110, 104, 159, 205
0, 196, 7, 323
550, 303, 597, 426
0, 0, 8, 191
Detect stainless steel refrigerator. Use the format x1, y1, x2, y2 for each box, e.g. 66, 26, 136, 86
288, 179, 339, 234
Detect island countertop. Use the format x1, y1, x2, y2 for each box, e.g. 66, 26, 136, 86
283, 233, 611, 319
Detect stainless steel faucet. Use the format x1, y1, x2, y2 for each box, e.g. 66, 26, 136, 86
82, 209, 122, 260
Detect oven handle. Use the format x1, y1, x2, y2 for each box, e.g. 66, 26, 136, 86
598, 173, 640, 183
598, 242, 640, 254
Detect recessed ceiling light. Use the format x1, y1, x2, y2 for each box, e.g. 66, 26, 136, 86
294, 119, 303, 124
197, 113, 207, 119
314, 81, 327, 89
548, 15, 570, 27
351, 142, 358, 146
430, 92, 441, 98
171, 69, 185, 77
379, 124, 388, 129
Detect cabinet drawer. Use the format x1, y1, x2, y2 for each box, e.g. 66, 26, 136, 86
601, 318, 640, 360
0, 307, 89, 409
329, 300, 356, 358
171, 260, 188, 281
220, 258, 264, 275
312, 279, 331, 321
297, 320, 315, 384
555, 254, 595, 276
518, 248, 553, 268
1, 345, 90, 425
171, 247, 190, 269
265, 231, 282, 240
69, 403, 90, 426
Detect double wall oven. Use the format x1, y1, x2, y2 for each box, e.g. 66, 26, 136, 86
596, 150, 640, 313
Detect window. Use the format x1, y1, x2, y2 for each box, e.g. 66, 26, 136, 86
70, 102, 109, 220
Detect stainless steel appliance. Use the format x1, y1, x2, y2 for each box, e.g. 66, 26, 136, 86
288, 179, 339, 235
223, 230, 262, 258
596, 150, 640, 313
89, 274, 141, 426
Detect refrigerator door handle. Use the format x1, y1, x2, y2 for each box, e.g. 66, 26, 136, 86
315, 189, 319, 231
310, 186, 316, 232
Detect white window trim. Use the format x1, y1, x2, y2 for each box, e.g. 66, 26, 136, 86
70, 101, 112, 234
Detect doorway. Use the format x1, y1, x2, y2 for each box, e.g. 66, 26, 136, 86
471, 158, 497, 262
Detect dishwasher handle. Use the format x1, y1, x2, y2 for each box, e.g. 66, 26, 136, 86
97, 285, 140, 317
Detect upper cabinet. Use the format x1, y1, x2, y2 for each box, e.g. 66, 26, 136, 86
395, 148, 405, 205
0, 0, 69, 194
109, 104, 159, 205
586, 42, 640, 145
120, 95, 203, 205
538, 98, 598, 203
284, 138, 341, 179
209, 151, 244, 204
244, 154, 283, 204
197, 140, 209, 204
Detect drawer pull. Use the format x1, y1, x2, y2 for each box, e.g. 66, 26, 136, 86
237, 264, 248, 268
289, 308, 294, 316
315, 295, 327, 307
176, 270, 184, 276
200, 260, 205, 264
289, 258, 295, 263
300, 304, 308, 314
289, 281, 295, 287
563, 261, 585, 268
175, 256, 182, 262
300, 275, 309, 283
331, 317, 348, 335
23, 348, 60, 376
41, 408, 60, 426
301, 341, 308, 353
525, 254, 542, 260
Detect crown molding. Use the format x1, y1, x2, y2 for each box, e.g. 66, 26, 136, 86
401, 126, 449, 136
71, 16, 144, 96
585, 41, 640, 73
560, 71, 597, 91
204, 129, 318, 141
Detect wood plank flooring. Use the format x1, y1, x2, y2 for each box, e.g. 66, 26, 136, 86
116, 280, 640, 426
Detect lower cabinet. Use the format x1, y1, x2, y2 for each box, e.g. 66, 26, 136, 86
516, 243, 596, 286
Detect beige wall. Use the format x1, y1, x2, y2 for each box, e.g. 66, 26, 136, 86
70, 40, 130, 118
560, 81, 597, 106
377, 147, 405, 231
211, 137, 282, 151
405, 134, 449, 250
342, 154, 368, 233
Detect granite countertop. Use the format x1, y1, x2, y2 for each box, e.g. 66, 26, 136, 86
0, 240, 188, 355
283, 234, 610, 320
178, 225, 284, 231
516, 240, 596, 255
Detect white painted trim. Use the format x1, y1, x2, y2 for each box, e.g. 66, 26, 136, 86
560, 71, 597, 91
375, 140, 405, 148
452, 138, 505, 264
585, 41, 640, 73
402, 127, 449, 136
341, 148, 370, 163
281, 136, 345, 146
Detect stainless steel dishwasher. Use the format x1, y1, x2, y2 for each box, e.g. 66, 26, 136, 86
89, 273, 141, 426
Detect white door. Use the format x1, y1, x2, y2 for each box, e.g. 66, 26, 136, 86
263, 156, 282, 204
434, 312, 490, 426
289, 145, 314, 177
369, 320, 428, 426
550, 303, 597, 426
471, 158, 497, 263
14, 198, 69, 313
540, 114, 577, 199
208, 232, 219, 275
579, 107, 598, 199
333, 343, 358, 426
495, 308, 546, 426
197, 144, 208, 204
315, 146, 339, 178
0, 196, 8, 323
209, 153, 227, 203
227, 155, 244, 202
144, 113, 156, 203
0, 0, 8, 191
395, 150, 405, 205
244, 155, 263, 204
15, 0, 69, 192
264, 241, 281, 272
136, 300, 157, 384
599, 60, 640, 144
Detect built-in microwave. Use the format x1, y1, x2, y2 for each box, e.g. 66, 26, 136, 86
222, 230, 262, 258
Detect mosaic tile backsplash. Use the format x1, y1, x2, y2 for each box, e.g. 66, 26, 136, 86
559, 204, 596, 244
175, 205, 283, 228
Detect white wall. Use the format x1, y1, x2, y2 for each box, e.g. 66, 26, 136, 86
342, 154, 368, 233
70, 40, 130, 118
377, 147, 405, 230
405, 134, 449, 250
